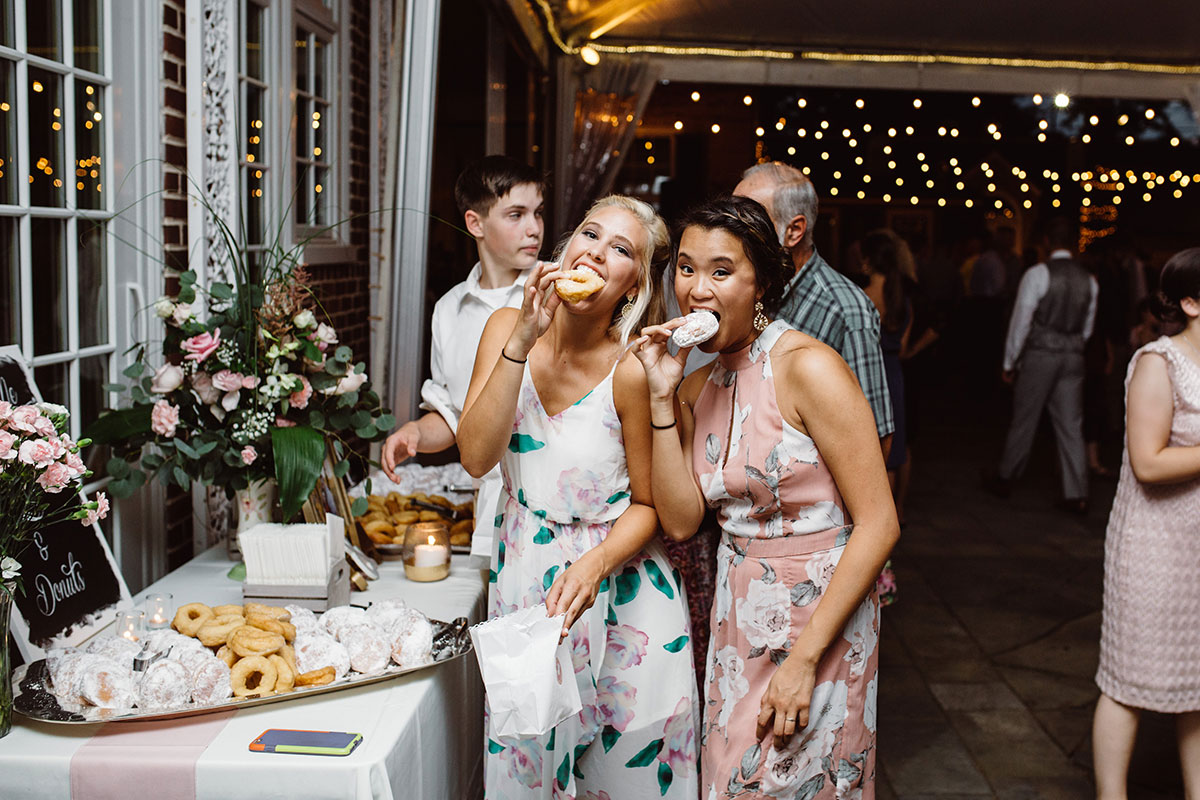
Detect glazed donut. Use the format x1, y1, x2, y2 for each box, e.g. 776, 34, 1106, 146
243, 602, 290, 621
246, 614, 296, 642
268, 654, 295, 693
227, 625, 285, 658
294, 665, 335, 686
138, 659, 190, 710
215, 645, 237, 667
189, 657, 233, 705
79, 657, 137, 710
172, 603, 215, 636
278, 643, 298, 674
196, 613, 246, 647
341, 623, 390, 675
554, 269, 605, 303
230, 655, 277, 697
212, 604, 244, 617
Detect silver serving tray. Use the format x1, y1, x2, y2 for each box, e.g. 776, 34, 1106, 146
13, 617, 472, 725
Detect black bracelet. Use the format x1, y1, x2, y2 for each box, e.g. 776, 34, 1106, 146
650, 420, 677, 430
501, 349, 527, 364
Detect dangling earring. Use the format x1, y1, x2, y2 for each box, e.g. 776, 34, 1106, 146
621, 294, 637, 320
753, 301, 769, 332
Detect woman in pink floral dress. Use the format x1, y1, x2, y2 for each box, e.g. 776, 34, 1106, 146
636, 196, 900, 799
460, 196, 698, 799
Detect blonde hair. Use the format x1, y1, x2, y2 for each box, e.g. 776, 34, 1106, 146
557, 194, 670, 346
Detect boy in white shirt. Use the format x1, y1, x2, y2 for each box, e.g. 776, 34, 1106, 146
382, 156, 545, 566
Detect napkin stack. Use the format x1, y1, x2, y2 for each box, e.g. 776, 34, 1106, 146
239, 517, 345, 585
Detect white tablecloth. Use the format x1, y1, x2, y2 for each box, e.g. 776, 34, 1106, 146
0, 547, 488, 800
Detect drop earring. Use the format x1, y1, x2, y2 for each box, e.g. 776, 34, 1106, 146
621, 294, 637, 320
753, 301, 769, 332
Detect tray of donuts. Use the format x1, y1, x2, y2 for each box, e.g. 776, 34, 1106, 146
12, 599, 472, 724
355, 491, 475, 556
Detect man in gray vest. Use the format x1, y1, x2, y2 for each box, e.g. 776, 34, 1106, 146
986, 217, 1098, 512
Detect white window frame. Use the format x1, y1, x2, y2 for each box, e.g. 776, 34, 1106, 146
238, 0, 278, 266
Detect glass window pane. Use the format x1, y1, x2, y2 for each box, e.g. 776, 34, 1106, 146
0, 217, 16, 346
246, 85, 265, 164
314, 166, 327, 225
79, 354, 108, 471
33, 362, 66, 406
0, 59, 14, 205
75, 81, 103, 209
31, 217, 65, 356
244, 167, 263, 246
0, 0, 12, 49
313, 37, 326, 99
28, 68, 65, 208
313, 99, 327, 162
294, 158, 308, 226
243, 2, 264, 81
72, 0, 102, 73
78, 220, 106, 347
294, 29, 309, 94
26, 0, 61, 61
295, 95, 309, 166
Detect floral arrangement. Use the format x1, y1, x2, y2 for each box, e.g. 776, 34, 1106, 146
0, 401, 109, 596
90, 244, 394, 520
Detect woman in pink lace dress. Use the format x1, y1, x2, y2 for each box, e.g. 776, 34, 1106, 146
1093, 247, 1200, 799
635, 196, 900, 799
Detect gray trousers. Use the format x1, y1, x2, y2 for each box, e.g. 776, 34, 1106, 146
998, 348, 1088, 500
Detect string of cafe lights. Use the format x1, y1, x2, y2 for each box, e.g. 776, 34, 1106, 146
10, 80, 107, 200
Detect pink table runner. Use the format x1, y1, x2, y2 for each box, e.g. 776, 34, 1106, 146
69, 711, 235, 800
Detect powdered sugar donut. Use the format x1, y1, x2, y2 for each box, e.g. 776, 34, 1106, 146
144, 629, 208, 661
137, 659, 190, 710
284, 604, 320, 635
294, 632, 351, 680
319, 606, 366, 640
79, 658, 137, 710
339, 623, 391, 675
389, 610, 434, 668
189, 657, 233, 705
85, 636, 140, 672
365, 599, 412, 633
671, 310, 719, 348
48, 651, 91, 704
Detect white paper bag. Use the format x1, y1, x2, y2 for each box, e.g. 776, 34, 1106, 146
469, 603, 582, 738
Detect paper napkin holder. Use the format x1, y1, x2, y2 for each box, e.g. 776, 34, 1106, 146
240, 517, 352, 611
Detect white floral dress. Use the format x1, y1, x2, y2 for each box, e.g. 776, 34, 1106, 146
692, 321, 880, 799
484, 356, 699, 799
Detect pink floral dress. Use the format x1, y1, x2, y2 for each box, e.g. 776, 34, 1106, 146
692, 321, 880, 799
484, 356, 699, 799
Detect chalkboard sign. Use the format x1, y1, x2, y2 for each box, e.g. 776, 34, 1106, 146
0, 345, 41, 405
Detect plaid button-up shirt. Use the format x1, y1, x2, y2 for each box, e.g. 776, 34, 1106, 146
776, 249, 895, 439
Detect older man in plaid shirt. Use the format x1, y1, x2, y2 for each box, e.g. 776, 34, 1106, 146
735, 162, 895, 452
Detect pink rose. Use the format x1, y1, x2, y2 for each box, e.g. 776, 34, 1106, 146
0, 430, 16, 460
240, 446, 257, 465
150, 399, 180, 437
211, 369, 244, 392
150, 363, 185, 393
242, 375, 260, 389
274, 416, 296, 428
602, 624, 649, 671
190, 371, 221, 405
83, 493, 110, 526
660, 696, 696, 775
8, 405, 40, 433
181, 330, 220, 363
289, 375, 313, 409
595, 675, 638, 732
17, 438, 58, 467
36, 462, 72, 493
315, 323, 338, 346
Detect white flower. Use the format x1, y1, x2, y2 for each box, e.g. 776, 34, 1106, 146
327, 370, 367, 395
315, 323, 338, 345
841, 595, 878, 678
153, 296, 175, 319
36, 402, 69, 419
171, 302, 194, 326
715, 645, 749, 729
736, 578, 791, 650
293, 309, 316, 329
150, 363, 185, 394
1, 556, 20, 581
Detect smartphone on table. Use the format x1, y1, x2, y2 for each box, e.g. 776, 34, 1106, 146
249, 728, 363, 756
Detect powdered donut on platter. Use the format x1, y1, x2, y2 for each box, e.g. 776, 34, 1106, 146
320, 606, 366, 640
339, 623, 391, 675
388, 609, 434, 668
145, 629, 210, 661
365, 599, 412, 633
85, 636, 141, 673
138, 659, 191, 710
48, 651, 91, 705
670, 310, 719, 348
294, 631, 351, 680
189, 658, 233, 705
79, 658, 137, 710
284, 604, 320, 635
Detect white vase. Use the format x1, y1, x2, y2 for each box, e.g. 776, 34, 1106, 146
230, 479, 277, 557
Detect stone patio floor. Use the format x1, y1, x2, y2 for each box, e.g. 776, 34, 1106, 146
875, 384, 1184, 799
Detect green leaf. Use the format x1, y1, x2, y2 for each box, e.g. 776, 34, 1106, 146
106, 457, 131, 480
308, 409, 326, 428
547, 728, 556, 751
508, 433, 545, 453
271, 425, 325, 520
555, 753, 571, 790
103, 382, 127, 393
606, 605, 617, 626
173, 466, 190, 489
614, 565, 641, 606
644, 559, 675, 599
210, 282, 233, 300
173, 438, 200, 459
532, 526, 555, 545
376, 413, 396, 431
543, 565, 560, 590
178, 285, 196, 304
624, 738, 663, 768
179, 269, 197, 286
85, 405, 153, 444
573, 743, 588, 779
354, 423, 377, 439
325, 358, 343, 376
657, 762, 673, 795
333, 459, 350, 478
601, 725, 621, 753
334, 345, 353, 362
487, 739, 505, 755
605, 490, 630, 505
350, 410, 371, 428
303, 341, 322, 361
129, 385, 147, 403
226, 561, 246, 581
351, 496, 368, 517
107, 477, 136, 499
192, 440, 219, 456
329, 410, 351, 430
141, 452, 164, 470
663, 635, 689, 653
122, 362, 146, 379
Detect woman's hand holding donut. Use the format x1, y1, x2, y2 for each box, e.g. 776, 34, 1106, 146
545, 549, 607, 640
755, 650, 819, 746
633, 319, 690, 403
506, 261, 565, 359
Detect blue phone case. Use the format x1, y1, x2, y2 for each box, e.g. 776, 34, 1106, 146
249, 728, 363, 756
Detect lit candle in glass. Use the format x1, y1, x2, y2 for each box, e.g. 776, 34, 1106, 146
403, 522, 450, 581
144, 593, 172, 630
116, 610, 144, 642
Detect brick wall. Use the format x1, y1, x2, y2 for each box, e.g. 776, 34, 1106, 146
162, 0, 194, 570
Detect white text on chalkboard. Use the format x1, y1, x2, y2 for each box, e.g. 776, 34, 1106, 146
35, 552, 87, 616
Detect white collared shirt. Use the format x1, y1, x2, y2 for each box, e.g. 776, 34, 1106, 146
1002, 249, 1099, 371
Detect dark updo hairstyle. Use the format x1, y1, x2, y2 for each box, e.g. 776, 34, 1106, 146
1153, 247, 1200, 330
672, 195, 793, 315
860, 229, 907, 334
